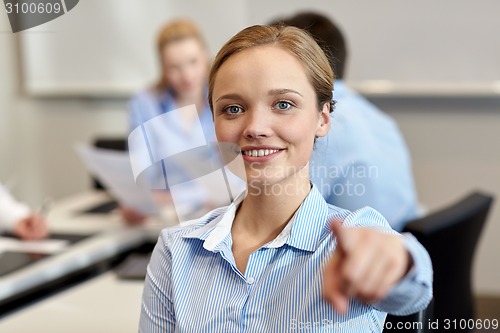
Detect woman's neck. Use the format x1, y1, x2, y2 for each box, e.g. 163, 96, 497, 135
232, 168, 312, 242
174, 90, 205, 112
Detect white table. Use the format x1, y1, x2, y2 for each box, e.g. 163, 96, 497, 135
0, 273, 144, 333
0, 191, 176, 332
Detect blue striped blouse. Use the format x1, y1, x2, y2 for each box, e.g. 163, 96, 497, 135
139, 185, 432, 332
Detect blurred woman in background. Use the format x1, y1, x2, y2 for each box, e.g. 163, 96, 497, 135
123, 20, 216, 224
129, 19, 214, 138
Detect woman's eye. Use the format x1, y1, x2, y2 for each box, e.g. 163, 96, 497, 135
274, 101, 293, 110
224, 105, 243, 114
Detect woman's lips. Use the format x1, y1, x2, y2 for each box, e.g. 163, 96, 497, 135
240, 147, 284, 162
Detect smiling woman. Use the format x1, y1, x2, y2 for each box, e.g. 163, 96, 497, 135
139, 25, 433, 333
212, 44, 330, 193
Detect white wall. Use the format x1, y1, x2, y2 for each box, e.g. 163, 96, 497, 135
381, 99, 500, 296
1, 14, 128, 206
21, 0, 500, 96
21, 0, 247, 96
1, 6, 499, 296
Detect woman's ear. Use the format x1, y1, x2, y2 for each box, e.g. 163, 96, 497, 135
315, 103, 331, 137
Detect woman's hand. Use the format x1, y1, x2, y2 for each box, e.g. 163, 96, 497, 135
13, 214, 49, 240
118, 206, 147, 225
323, 220, 412, 313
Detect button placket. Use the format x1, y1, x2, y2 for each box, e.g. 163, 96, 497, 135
244, 248, 271, 286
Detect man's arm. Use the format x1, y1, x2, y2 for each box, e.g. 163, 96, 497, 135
0, 185, 30, 231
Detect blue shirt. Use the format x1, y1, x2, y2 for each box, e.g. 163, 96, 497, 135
310, 81, 420, 231
139, 185, 433, 332
128, 89, 218, 216
129, 88, 216, 144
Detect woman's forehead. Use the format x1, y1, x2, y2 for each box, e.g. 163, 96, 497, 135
214, 45, 310, 88
213, 46, 314, 97
162, 37, 204, 57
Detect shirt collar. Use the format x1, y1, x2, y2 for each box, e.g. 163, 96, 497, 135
182, 189, 245, 251
158, 88, 176, 112
182, 185, 330, 253
279, 185, 330, 252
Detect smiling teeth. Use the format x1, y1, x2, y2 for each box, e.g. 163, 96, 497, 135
243, 149, 280, 157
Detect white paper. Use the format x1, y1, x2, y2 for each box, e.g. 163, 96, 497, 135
0, 237, 69, 255
75, 144, 158, 215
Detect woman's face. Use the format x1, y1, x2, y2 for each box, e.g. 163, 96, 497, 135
161, 37, 208, 98
212, 45, 330, 187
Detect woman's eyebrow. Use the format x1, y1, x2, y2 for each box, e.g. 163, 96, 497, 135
268, 89, 303, 97
215, 94, 243, 103
215, 89, 303, 103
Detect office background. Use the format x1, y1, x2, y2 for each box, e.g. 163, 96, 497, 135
1, 0, 499, 298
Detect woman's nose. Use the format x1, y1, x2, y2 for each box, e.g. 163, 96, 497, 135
242, 109, 273, 139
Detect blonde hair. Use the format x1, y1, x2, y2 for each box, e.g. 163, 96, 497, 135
155, 19, 208, 90
208, 25, 334, 112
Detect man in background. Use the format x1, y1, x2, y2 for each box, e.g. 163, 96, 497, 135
275, 12, 420, 230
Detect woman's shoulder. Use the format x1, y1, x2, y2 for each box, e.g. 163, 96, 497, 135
325, 203, 392, 232
130, 88, 163, 103
159, 205, 229, 243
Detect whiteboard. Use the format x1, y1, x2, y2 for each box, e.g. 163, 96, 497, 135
20, 0, 500, 97
20, 0, 247, 97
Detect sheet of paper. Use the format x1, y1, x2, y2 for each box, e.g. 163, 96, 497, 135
0, 237, 69, 255
75, 144, 158, 215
